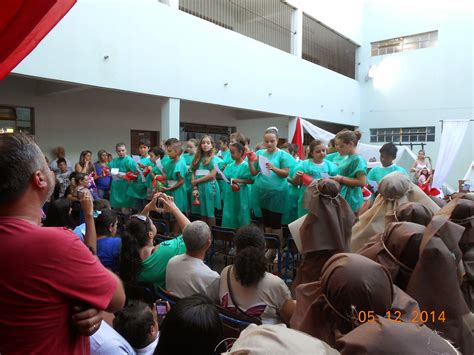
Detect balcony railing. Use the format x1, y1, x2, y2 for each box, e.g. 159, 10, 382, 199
179, 0, 294, 53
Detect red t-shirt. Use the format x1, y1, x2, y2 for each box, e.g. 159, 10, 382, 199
0, 217, 118, 355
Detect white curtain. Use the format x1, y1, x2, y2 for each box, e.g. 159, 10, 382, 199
433, 120, 470, 188
289, 118, 417, 171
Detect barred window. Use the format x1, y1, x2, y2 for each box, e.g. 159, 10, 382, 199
371, 30, 438, 56
370, 127, 435, 143
0, 106, 35, 135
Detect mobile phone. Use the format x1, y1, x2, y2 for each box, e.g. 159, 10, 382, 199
155, 301, 167, 316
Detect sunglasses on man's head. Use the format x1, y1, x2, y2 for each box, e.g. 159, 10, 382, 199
131, 214, 147, 222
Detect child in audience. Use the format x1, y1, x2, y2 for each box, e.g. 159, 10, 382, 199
191, 135, 221, 226
129, 141, 151, 210
291, 140, 337, 218
367, 143, 408, 184
331, 130, 367, 213
56, 158, 71, 198
222, 142, 254, 228
94, 149, 112, 200
67, 173, 89, 201
183, 139, 197, 211
95, 210, 120, 273
418, 167, 433, 195
108, 143, 137, 209
113, 301, 159, 355
161, 141, 188, 217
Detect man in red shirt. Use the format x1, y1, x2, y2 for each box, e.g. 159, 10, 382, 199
0, 133, 126, 354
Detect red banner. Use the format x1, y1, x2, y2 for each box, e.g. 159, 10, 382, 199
291, 117, 304, 159
0, 0, 76, 80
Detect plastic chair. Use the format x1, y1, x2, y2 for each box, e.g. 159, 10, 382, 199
124, 281, 158, 305
210, 226, 236, 268
217, 305, 253, 341
284, 237, 302, 283
157, 287, 181, 305
151, 218, 170, 236
264, 234, 282, 276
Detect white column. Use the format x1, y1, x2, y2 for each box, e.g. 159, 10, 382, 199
290, 8, 303, 57
161, 98, 181, 140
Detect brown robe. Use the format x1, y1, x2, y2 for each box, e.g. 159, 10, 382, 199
293, 179, 355, 287
359, 219, 472, 354
291, 253, 420, 348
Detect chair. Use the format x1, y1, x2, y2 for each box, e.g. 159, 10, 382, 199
124, 281, 158, 305
151, 218, 170, 236
156, 287, 181, 305
217, 305, 252, 341
210, 226, 236, 269
153, 233, 174, 245
264, 234, 282, 276
284, 237, 302, 283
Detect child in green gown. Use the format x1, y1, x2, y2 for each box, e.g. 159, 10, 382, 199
161, 141, 188, 215
108, 143, 137, 209
221, 142, 254, 228
290, 140, 338, 218
367, 142, 408, 184
191, 135, 221, 226
182, 139, 197, 212
331, 130, 367, 214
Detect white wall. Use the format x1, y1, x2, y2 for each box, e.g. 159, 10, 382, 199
0, 76, 291, 164
358, 0, 473, 188
11, 0, 360, 127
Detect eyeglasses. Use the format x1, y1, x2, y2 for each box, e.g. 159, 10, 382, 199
130, 214, 151, 234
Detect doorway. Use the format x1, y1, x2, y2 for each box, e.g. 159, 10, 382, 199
130, 130, 160, 155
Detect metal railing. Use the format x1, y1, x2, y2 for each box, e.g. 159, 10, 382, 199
302, 14, 357, 79
179, 0, 293, 53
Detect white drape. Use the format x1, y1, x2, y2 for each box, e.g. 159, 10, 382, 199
290, 118, 417, 171
432, 120, 470, 188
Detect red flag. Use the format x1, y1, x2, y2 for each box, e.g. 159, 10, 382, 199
0, 0, 77, 80
291, 117, 304, 159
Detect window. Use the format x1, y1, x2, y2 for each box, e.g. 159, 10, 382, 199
0, 106, 35, 134
180, 122, 235, 143
370, 127, 435, 143
371, 30, 438, 56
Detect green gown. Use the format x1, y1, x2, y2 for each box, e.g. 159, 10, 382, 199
108, 156, 137, 208
165, 156, 188, 213
161, 155, 173, 176
128, 156, 151, 200
282, 155, 299, 225
218, 150, 233, 203
182, 153, 195, 210
193, 156, 222, 218
221, 161, 253, 229
252, 149, 293, 215
367, 164, 408, 184
296, 159, 338, 217
326, 152, 349, 167
337, 154, 367, 212
137, 235, 186, 291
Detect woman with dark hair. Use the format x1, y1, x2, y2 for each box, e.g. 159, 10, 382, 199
119, 194, 187, 290
94, 149, 111, 199
218, 225, 295, 324
75, 150, 96, 174
154, 294, 224, 355
94, 210, 120, 272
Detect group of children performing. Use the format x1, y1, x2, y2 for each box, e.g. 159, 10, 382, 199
101, 127, 431, 241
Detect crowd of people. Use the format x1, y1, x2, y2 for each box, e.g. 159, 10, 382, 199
1, 130, 473, 355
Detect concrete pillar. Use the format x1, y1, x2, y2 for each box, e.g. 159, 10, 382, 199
290, 8, 303, 58
161, 98, 180, 140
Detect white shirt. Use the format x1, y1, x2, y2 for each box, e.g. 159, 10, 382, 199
165, 254, 220, 299
91, 321, 135, 355
135, 337, 159, 355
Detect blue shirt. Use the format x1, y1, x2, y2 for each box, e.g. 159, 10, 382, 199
94, 162, 112, 190
97, 237, 122, 273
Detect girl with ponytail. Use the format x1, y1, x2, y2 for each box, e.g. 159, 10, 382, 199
331, 130, 367, 213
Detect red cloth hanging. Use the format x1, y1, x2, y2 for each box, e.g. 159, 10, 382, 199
291, 117, 304, 159
0, 0, 76, 80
